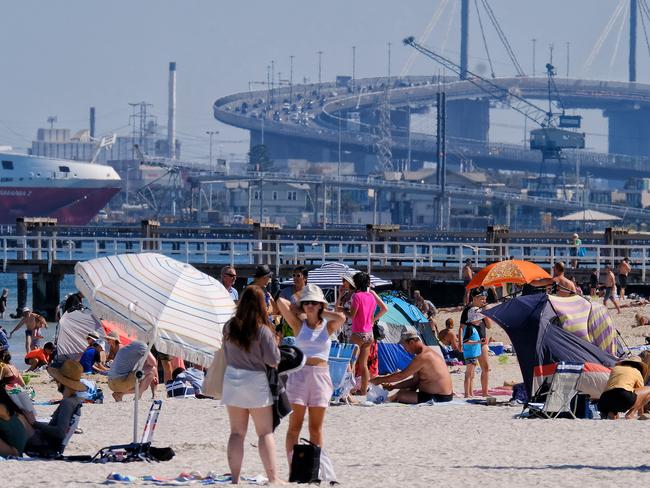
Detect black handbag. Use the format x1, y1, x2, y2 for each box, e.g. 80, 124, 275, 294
372, 322, 386, 341
289, 438, 321, 483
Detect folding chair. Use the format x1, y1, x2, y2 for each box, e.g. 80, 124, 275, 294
522, 362, 584, 419
329, 342, 359, 403
91, 400, 164, 463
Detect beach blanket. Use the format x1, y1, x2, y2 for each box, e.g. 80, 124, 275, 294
105, 472, 267, 486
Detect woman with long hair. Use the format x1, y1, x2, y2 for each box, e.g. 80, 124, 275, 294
349, 272, 388, 396
277, 284, 345, 463
221, 285, 282, 484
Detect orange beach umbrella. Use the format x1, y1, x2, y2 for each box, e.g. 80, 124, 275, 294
466, 259, 551, 290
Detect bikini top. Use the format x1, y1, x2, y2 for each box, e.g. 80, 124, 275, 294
295, 319, 331, 361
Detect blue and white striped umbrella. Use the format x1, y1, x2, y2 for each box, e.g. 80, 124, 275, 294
282, 262, 392, 289
75, 253, 235, 367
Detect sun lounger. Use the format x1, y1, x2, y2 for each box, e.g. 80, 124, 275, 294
521, 362, 584, 419
329, 342, 359, 403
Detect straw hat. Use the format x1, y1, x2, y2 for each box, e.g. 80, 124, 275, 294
618, 355, 648, 377
341, 272, 357, 289
47, 360, 86, 392
299, 284, 328, 305
87, 331, 100, 341
106, 330, 121, 343
400, 328, 420, 343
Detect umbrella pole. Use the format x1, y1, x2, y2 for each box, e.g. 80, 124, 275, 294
133, 321, 159, 444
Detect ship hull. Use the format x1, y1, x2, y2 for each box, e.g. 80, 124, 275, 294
0, 186, 121, 225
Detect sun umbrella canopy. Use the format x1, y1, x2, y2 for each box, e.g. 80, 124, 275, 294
466, 259, 551, 290
75, 253, 235, 366
281, 262, 392, 288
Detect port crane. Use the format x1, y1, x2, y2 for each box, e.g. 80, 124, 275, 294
403, 36, 585, 161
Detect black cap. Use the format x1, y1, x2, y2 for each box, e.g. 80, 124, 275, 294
253, 264, 273, 278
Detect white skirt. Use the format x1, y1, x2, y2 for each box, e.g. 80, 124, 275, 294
221, 366, 273, 408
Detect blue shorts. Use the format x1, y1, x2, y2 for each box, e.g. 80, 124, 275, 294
25, 329, 33, 337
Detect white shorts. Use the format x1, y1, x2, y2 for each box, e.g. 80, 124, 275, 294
221, 366, 273, 409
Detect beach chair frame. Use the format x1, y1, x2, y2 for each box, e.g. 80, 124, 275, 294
329, 342, 359, 404
523, 362, 584, 419
90, 400, 163, 463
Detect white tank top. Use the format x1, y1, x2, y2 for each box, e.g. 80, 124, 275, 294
295, 319, 331, 361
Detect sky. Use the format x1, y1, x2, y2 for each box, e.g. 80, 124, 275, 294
0, 0, 643, 161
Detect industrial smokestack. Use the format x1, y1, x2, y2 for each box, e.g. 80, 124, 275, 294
167, 61, 177, 159
89, 107, 96, 139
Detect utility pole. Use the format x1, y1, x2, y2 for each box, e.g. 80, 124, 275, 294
206, 130, 218, 172
271, 60, 275, 103
566, 41, 571, 78
352, 45, 356, 92
289, 55, 294, 104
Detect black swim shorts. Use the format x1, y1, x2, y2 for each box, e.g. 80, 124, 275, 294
619, 274, 628, 288
598, 388, 637, 417
417, 391, 453, 403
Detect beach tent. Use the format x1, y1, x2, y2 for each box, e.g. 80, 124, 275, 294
281, 262, 392, 289
482, 293, 618, 398
376, 294, 442, 374
55, 310, 135, 361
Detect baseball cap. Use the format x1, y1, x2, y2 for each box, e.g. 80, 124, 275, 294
400, 328, 420, 343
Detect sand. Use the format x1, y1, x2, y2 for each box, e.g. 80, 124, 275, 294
2, 301, 650, 487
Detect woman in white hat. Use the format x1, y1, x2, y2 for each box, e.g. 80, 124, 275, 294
277, 284, 345, 464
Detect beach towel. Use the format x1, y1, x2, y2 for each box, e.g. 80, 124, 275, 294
104, 472, 268, 485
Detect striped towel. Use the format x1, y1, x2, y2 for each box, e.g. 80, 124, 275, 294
587, 302, 617, 355
548, 295, 591, 341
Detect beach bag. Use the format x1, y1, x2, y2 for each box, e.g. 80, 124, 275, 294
202, 346, 226, 399
372, 322, 386, 341
289, 438, 321, 484
366, 384, 389, 404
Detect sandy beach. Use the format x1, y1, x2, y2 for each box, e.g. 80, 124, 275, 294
2, 301, 650, 487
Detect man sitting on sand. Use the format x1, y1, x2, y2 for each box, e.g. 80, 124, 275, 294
438, 318, 463, 363
370, 330, 453, 404
24, 342, 55, 372
107, 340, 157, 402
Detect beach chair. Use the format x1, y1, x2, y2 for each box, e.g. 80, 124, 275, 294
329, 342, 359, 403
91, 400, 165, 463
522, 362, 584, 419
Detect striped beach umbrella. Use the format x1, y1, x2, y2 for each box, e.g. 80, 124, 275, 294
75, 253, 235, 367
282, 262, 392, 288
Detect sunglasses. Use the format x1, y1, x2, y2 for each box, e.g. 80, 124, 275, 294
223, 273, 236, 278
293, 274, 305, 278
302, 300, 321, 306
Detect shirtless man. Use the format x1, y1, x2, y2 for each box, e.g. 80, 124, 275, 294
618, 258, 631, 301
604, 264, 621, 314
532, 262, 576, 297
462, 259, 473, 304
438, 318, 463, 363
8, 308, 47, 353
370, 329, 453, 404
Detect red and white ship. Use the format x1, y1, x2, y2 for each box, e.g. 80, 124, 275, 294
0, 152, 121, 225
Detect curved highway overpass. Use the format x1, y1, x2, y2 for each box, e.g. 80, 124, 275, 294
214, 75, 650, 179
